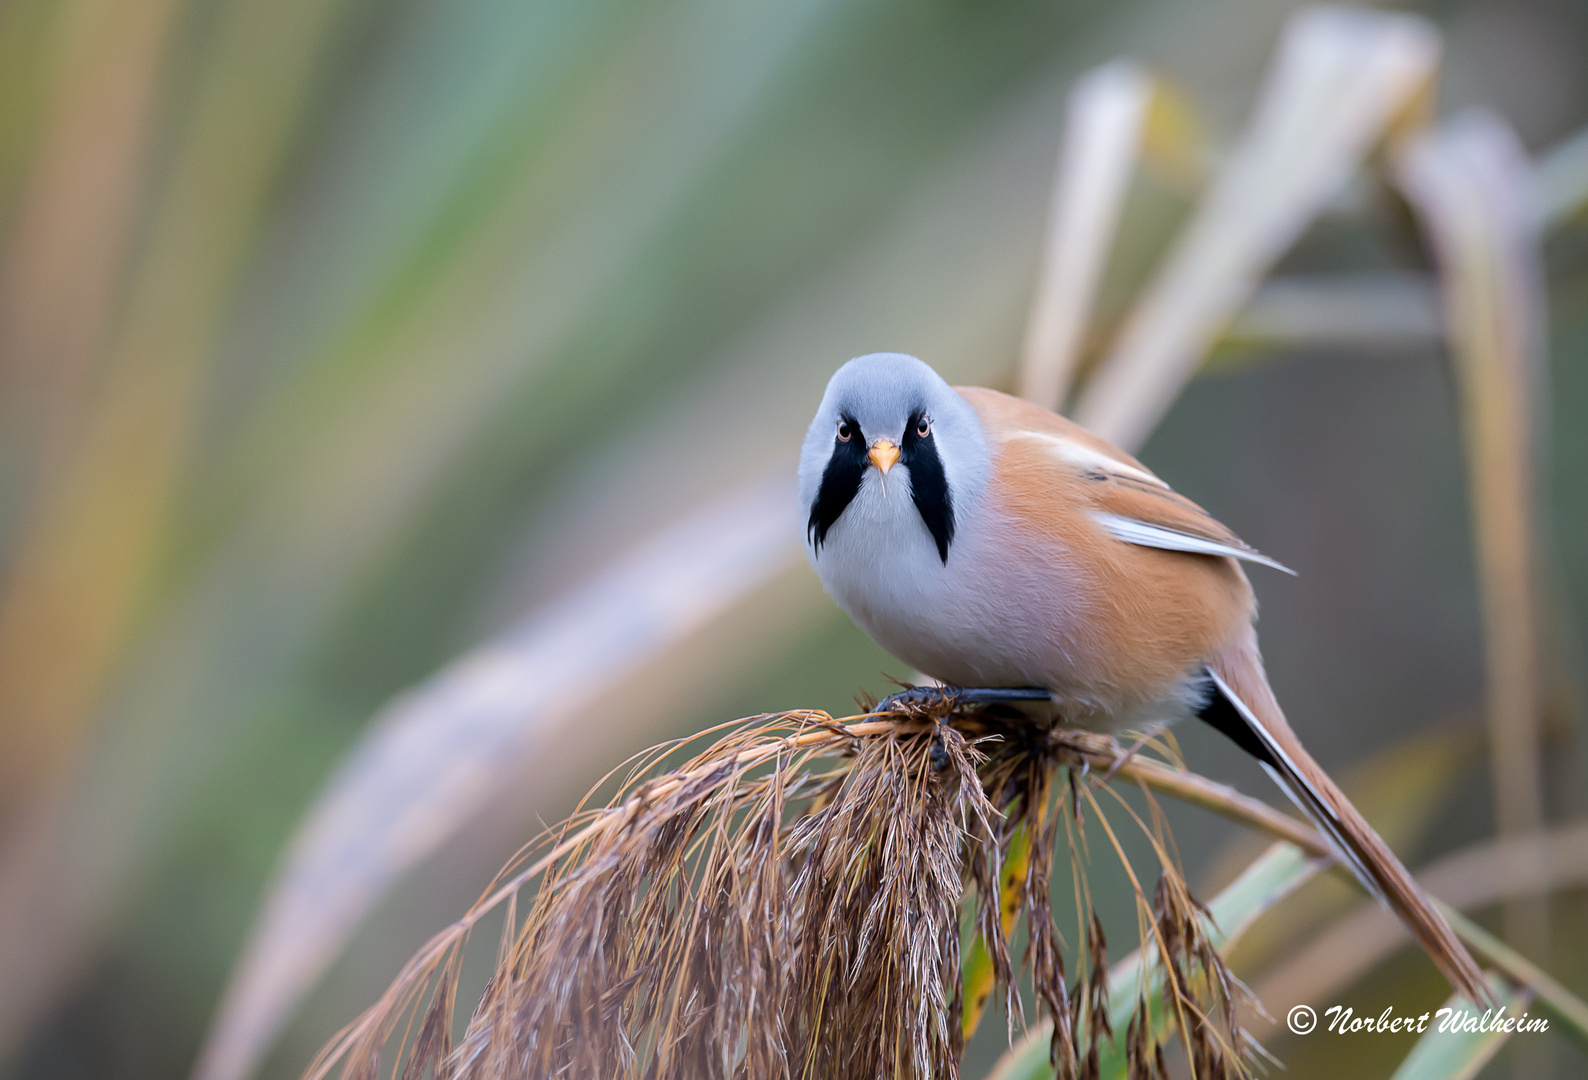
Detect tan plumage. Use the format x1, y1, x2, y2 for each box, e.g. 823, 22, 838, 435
964, 386, 1257, 712
799, 354, 1492, 1007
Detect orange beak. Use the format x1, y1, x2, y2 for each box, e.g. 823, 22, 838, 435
868, 439, 900, 474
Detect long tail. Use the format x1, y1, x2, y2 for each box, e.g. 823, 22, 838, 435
1200, 629, 1495, 1008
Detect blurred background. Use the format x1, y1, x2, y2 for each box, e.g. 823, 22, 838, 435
0, 0, 1583, 1077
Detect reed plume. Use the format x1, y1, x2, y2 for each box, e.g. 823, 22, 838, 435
308, 700, 1259, 1080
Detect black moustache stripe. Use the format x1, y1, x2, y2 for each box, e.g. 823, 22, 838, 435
807, 409, 956, 563
807, 414, 866, 553
902, 410, 954, 563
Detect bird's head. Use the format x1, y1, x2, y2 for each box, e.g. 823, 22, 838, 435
798, 353, 989, 565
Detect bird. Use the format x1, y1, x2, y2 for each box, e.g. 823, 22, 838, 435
797, 351, 1491, 1007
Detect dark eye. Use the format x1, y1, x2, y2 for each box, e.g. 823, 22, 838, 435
915, 417, 931, 438
836, 420, 853, 442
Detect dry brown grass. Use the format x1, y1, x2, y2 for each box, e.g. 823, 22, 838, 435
307, 698, 1258, 1080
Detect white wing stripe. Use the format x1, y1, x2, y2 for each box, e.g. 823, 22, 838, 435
1090, 511, 1296, 575
1008, 431, 1169, 488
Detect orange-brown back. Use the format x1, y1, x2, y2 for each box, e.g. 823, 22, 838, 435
956, 385, 1256, 709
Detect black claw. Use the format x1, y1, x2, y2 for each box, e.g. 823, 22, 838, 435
874, 686, 948, 712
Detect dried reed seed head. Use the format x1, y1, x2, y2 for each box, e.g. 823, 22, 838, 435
315, 706, 1260, 1080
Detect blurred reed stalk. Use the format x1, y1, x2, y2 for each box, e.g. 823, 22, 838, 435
1394, 114, 1551, 964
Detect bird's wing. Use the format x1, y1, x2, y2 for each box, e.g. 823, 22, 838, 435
957, 387, 1292, 574
1087, 504, 1295, 575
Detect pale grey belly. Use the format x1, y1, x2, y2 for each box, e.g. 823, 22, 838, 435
813, 502, 1204, 733
836, 565, 1205, 735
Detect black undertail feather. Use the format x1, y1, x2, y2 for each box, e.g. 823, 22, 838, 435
1198, 667, 1384, 901
807, 414, 867, 553
1194, 672, 1278, 767
901, 408, 954, 563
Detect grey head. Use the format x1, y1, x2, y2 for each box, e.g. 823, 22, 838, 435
798, 353, 990, 566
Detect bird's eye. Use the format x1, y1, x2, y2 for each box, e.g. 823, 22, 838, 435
836, 420, 852, 442
915, 417, 931, 438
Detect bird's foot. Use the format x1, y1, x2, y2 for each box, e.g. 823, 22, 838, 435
872, 684, 1050, 714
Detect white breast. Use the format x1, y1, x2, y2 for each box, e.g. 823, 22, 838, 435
806, 467, 1082, 693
